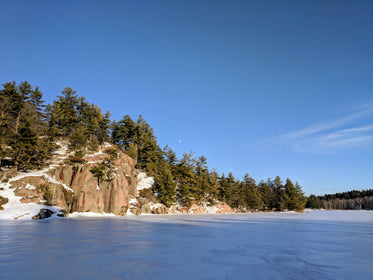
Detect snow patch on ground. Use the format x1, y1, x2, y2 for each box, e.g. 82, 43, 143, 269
204, 206, 219, 214
137, 172, 154, 194
0, 168, 74, 220
69, 212, 115, 218
0, 178, 64, 220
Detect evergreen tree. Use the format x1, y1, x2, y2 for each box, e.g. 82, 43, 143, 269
163, 145, 177, 166
69, 125, 87, 154
0, 81, 52, 170
135, 115, 162, 170
175, 151, 197, 206
90, 163, 106, 187
154, 162, 176, 207
207, 168, 220, 203
0, 81, 30, 137
306, 194, 323, 209
270, 176, 287, 211
28, 86, 45, 134
112, 115, 137, 150
217, 174, 230, 203
284, 178, 296, 210
242, 173, 263, 210
195, 156, 210, 202
97, 111, 111, 145
294, 182, 307, 210
259, 180, 273, 210
10, 121, 41, 170
48, 87, 79, 137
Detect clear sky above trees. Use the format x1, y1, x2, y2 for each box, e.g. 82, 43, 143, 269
1, 0, 372, 195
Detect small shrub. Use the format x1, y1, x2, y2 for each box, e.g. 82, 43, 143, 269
39, 184, 53, 205
104, 148, 119, 160
65, 155, 87, 165
139, 188, 156, 201
74, 149, 85, 158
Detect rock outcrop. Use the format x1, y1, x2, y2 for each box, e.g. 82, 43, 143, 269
127, 197, 235, 216
1, 143, 237, 219
7, 149, 138, 216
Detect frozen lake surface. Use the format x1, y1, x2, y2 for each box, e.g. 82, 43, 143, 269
1, 211, 372, 280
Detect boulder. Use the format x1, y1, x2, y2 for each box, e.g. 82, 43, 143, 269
0, 195, 9, 210
32, 209, 55, 220
152, 206, 169, 214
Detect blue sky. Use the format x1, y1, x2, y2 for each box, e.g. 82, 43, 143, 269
1, 0, 372, 195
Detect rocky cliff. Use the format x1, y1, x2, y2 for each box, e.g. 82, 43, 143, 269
0, 142, 235, 220
0, 143, 138, 219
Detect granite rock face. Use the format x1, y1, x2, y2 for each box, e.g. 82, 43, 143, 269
3, 145, 237, 218
10, 151, 138, 215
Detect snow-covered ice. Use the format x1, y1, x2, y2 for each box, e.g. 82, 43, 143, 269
0, 210, 372, 280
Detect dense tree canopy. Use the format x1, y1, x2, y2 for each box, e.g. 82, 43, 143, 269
307, 189, 373, 210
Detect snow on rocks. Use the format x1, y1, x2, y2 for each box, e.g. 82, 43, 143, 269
54, 141, 69, 156
150, 203, 164, 210
137, 172, 154, 195
0, 168, 73, 220
0, 178, 65, 221
25, 183, 36, 190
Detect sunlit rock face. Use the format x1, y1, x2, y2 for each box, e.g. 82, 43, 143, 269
8, 150, 138, 216
1, 144, 237, 219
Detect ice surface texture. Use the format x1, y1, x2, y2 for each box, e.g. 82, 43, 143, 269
0, 211, 372, 280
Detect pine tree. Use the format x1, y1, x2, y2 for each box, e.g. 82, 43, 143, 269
48, 87, 79, 137
207, 169, 220, 203
154, 162, 176, 207
0, 81, 30, 136
28, 86, 45, 134
11, 121, 38, 170
97, 111, 111, 145
195, 156, 210, 202
69, 124, 87, 154
294, 182, 307, 210
112, 115, 137, 150
270, 176, 287, 210
259, 180, 273, 210
306, 194, 323, 209
242, 173, 263, 210
90, 163, 106, 187
135, 115, 162, 170
175, 151, 197, 206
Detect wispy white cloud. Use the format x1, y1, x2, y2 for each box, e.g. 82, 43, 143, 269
281, 104, 373, 153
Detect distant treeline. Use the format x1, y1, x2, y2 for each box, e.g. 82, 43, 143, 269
0, 81, 307, 211
307, 189, 373, 210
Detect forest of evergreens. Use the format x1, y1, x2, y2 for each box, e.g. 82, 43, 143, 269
307, 189, 373, 210
1, 81, 312, 211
